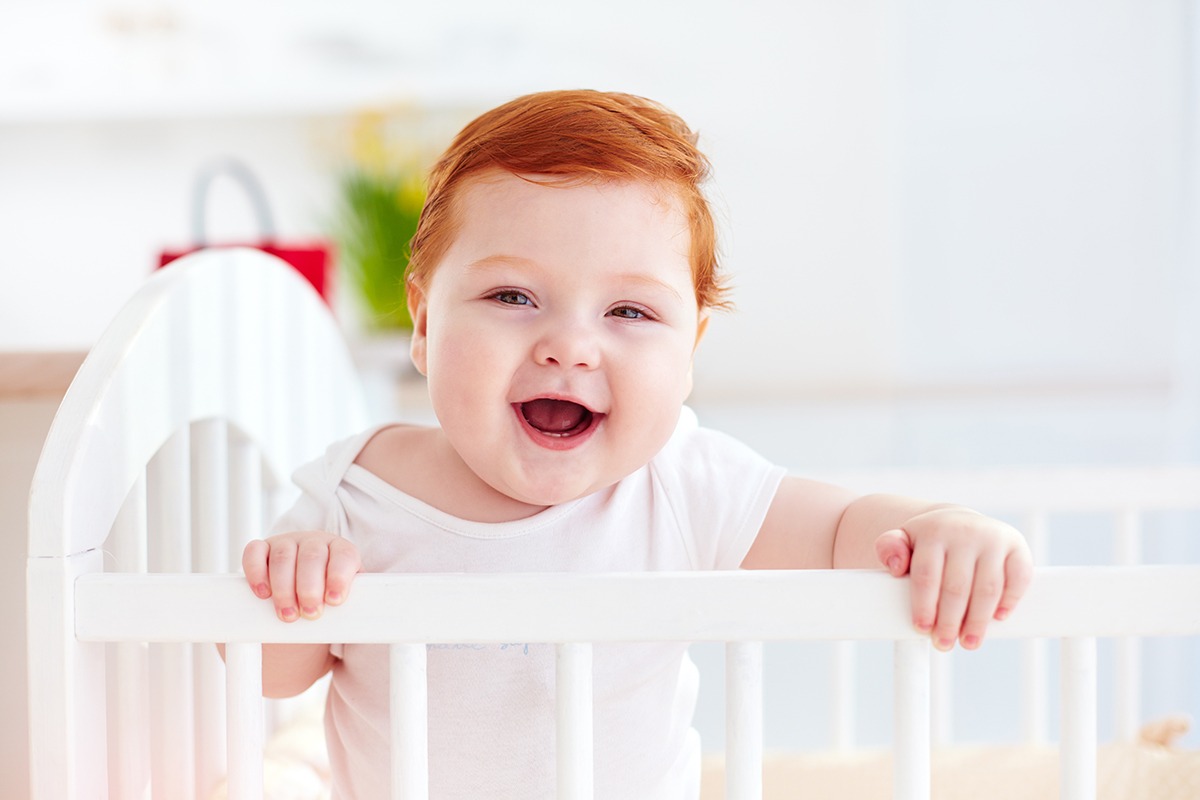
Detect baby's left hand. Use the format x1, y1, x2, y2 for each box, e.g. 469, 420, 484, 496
874, 508, 1032, 651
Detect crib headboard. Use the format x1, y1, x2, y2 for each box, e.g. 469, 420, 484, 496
27, 249, 369, 798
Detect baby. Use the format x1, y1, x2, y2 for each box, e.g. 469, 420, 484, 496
240, 90, 1032, 798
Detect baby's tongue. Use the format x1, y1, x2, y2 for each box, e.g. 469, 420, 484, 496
522, 399, 588, 433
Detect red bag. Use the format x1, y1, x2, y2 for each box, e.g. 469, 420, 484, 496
158, 158, 333, 301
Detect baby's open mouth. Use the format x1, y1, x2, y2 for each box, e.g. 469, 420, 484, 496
518, 398, 596, 437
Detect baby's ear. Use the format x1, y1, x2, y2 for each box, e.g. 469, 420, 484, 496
693, 311, 710, 351
407, 281, 429, 376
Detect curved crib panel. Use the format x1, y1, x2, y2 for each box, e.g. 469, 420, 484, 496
27, 249, 368, 800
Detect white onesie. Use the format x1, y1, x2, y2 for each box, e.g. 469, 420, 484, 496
270, 407, 786, 799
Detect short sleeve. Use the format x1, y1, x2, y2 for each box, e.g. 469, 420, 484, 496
650, 407, 786, 570
267, 425, 387, 538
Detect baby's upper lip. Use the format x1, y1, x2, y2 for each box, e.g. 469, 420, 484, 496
513, 393, 604, 415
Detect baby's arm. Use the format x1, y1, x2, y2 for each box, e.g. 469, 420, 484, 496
742, 477, 1032, 651
228, 531, 362, 697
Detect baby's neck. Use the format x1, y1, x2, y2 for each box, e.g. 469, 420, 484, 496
356, 425, 548, 523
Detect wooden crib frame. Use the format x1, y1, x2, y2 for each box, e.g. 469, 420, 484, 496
27, 250, 1200, 800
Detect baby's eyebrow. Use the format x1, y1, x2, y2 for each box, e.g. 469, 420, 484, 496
615, 273, 684, 302
465, 254, 534, 271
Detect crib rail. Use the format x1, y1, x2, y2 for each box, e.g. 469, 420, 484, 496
72, 566, 1200, 800
72, 567, 1200, 644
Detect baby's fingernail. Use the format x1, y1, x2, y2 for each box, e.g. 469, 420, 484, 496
887, 556, 901, 573
279, 607, 298, 621
935, 638, 955, 652
962, 635, 980, 649
914, 620, 932, 633
995, 607, 1010, 621
254, 583, 270, 599
326, 590, 342, 604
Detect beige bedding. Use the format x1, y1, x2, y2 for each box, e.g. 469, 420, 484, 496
210, 712, 1198, 800
700, 716, 1199, 800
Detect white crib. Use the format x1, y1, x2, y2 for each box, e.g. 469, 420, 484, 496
26, 249, 1200, 800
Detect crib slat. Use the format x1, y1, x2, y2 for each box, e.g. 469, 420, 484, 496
146, 428, 197, 800
228, 432, 263, 571
930, 649, 953, 746
225, 643, 264, 800
107, 478, 150, 799
1113, 510, 1141, 742
831, 640, 856, 750
726, 641, 763, 800
893, 640, 931, 800
1021, 510, 1049, 744
27, 551, 109, 800
193, 420, 230, 798
390, 643, 430, 800
556, 642, 594, 799
1061, 637, 1097, 800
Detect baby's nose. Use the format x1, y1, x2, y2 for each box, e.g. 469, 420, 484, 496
532, 323, 600, 369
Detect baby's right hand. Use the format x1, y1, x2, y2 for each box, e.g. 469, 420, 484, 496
242, 532, 362, 622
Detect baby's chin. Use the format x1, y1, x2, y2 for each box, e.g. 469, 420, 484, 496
494, 475, 609, 510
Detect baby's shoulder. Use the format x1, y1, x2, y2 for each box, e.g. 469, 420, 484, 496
353, 424, 438, 486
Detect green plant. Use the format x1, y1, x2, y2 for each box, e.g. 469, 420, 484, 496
334, 168, 424, 332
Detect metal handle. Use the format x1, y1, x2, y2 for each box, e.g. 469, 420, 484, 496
190, 157, 277, 245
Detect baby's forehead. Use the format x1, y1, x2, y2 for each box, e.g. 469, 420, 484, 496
460, 167, 685, 207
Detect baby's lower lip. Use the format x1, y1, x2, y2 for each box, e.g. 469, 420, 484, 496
512, 403, 604, 451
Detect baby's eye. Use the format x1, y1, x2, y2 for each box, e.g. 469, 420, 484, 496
609, 305, 649, 320
491, 290, 532, 306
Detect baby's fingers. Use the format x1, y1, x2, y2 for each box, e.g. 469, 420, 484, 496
324, 537, 361, 607
874, 529, 913, 577
242, 540, 273, 599
266, 538, 303, 622
294, 537, 335, 620
930, 552, 975, 651
995, 549, 1033, 621
907, 545, 945, 639
958, 552, 1007, 650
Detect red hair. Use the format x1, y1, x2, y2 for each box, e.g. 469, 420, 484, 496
406, 90, 730, 310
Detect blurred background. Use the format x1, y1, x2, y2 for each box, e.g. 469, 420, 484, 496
3, 0, 1196, 470
2, 0, 1198, 793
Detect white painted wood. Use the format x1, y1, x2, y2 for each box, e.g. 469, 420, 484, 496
1061, 637, 1098, 800
192, 420, 230, 798
146, 429, 197, 800
1113, 510, 1142, 743
27, 250, 369, 799
893, 639, 931, 800
556, 642, 594, 800
930, 649, 953, 746
74, 566, 1200, 645
725, 642, 763, 800
26, 551, 109, 800
107, 479, 150, 799
1021, 510, 1049, 745
830, 640, 856, 750
27, 248, 368, 560
228, 431, 263, 571
225, 643, 264, 800
390, 643, 429, 800
1020, 637, 1048, 745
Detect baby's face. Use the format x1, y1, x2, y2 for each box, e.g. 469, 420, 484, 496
409, 170, 705, 507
